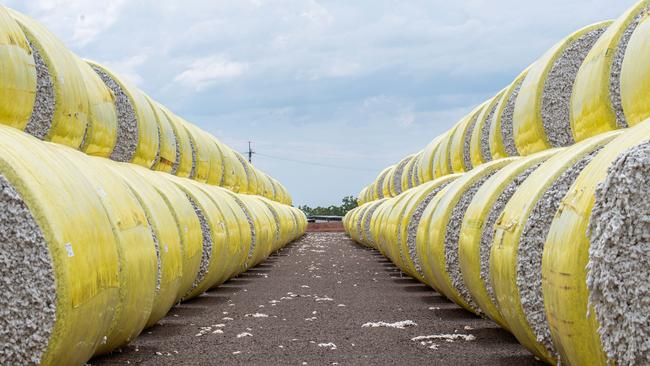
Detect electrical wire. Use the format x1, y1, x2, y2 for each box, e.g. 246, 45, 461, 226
253, 152, 380, 172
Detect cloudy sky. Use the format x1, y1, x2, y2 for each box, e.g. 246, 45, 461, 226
5, 0, 638, 207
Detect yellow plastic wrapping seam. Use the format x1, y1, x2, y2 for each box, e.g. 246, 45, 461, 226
542, 121, 650, 366
433, 127, 456, 178
86, 61, 160, 168
418, 158, 515, 314
418, 137, 442, 183
48, 143, 157, 356
9, 10, 89, 149
0, 7, 36, 134
0, 126, 120, 365
145, 96, 177, 173
397, 174, 461, 283
133, 167, 203, 302
105, 162, 184, 328
514, 22, 612, 156
76, 58, 118, 158
470, 89, 506, 168
161, 107, 194, 178
450, 103, 487, 173
621, 12, 650, 126
571, 0, 650, 142
458, 150, 557, 331
490, 131, 621, 364
489, 68, 530, 159
168, 177, 228, 301
198, 185, 248, 286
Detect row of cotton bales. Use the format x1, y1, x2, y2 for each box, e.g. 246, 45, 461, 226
344, 120, 650, 366
0, 6, 291, 205
0, 124, 306, 366
358, 0, 650, 206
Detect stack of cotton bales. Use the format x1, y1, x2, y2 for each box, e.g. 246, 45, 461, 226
0, 6, 306, 366
346, 1, 650, 364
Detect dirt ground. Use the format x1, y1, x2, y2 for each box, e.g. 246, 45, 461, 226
307, 222, 344, 232
91, 232, 543, 366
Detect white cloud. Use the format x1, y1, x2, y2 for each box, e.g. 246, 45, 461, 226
175, 55, 249, 91
101, 54, 148, 87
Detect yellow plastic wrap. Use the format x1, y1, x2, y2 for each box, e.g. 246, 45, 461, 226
10, 10, 88, 148
240, 194, 274, 268
359, 199, 387, 247
400, 154, 417, 193
77, 59, 117, 158
381, 165, 396, 198
87, 61, 160, 168
373, 166, 392, 200
418, 137, 442, 183
570, 1, 650, 141
145, 97, 177, 173
214, 140, 246, 192
409, 151, 423, 188
134, 168, 202, 302
458, 151, 556, 330
489, 69, 529, 159
450, 103, 486, 173
106, 162, 183, 328
514, 22, 611, 155
621, 12, 650, 126
162, 108, 194, 178
470, 90, 505, 167
490, 131, 620, 363
50, 144, 157, 356
419, 159, 513, 314
179, 121, 211, 182
0, 7, 35, 132
0, 126, 120, 365
542, 121, 650, 366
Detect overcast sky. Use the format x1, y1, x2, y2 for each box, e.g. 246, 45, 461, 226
5, 0, 639, 207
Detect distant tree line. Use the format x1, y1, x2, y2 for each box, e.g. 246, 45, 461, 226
299, 195, 358, 217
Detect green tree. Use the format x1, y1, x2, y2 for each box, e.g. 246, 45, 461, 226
299, 195, 358, 216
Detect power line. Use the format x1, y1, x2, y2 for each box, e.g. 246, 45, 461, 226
254, 152, 380, 172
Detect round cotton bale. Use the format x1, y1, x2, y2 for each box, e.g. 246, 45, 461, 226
0, 7, 36, 134
233, 151, 256, 194
408, 151, 423, 189
543, 119, 650, 366
373, 166, 392, 199
571, 0, 650, 141
470, 89, 506, 167
48, 143, 158, 356
380, 165, 396, 198
239, 194, 275, 268
383, 189, 418, 271
162, 109, 194, 178
399, 174, 460, 281
401, 154, 417, 192
450, 104, 487, 173
0, 126, 122, 365
87, 61, 160, 168
433, 129, 455, 178
353, 203, 372, 244
418, 137, 442, 183
215, 142, 246, 193
134, 168, 203, 303
168, 178, 226, 301
9, 10, 89, 149
360, 199, 387, 248
458, 151, 556, 330
514, 22, 610, 155
177, 122, 213, 183
392, 154, 414, 196
145, 96, 177, 173
490, 131, 621, 363
357, 186, 369, 206
621, 12, 650, 127
418, 159, 512, 314
490, 69, 530, 158
106, 162, 184, 328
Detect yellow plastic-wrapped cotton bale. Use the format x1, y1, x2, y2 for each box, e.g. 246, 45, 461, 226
621, 11, 650, 127
450, 104, 487, 173
514, 22, 610, 155
145, 96, 177, 173
9, 9, 90, 149
490, 131, 620, 363
418, 137, 442, 183
571, 0, 650, 141
489, 69, 530, 159
470, 89, 506, 167
87, 61, 160, 168
417, 159, 513, 314
543, 120, 650, 366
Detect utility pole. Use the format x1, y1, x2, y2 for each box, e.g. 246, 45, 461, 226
247, 141, 253, 164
